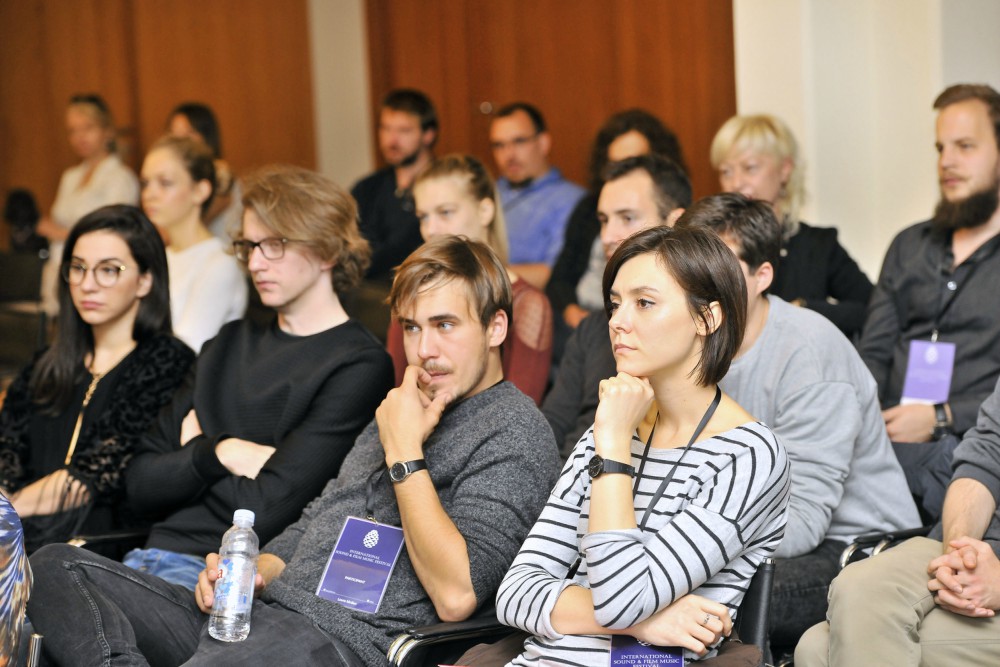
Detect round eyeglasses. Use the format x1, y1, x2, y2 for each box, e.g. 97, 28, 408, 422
61, 261, 128, 287
232, 237, 303, 263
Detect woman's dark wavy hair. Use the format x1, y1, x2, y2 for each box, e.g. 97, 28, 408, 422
588, 109, 688, 192
602, 225, 746, 386
169, 102, 223, 158
31, 205, 172, 413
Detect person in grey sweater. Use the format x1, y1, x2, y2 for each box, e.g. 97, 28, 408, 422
26, 237, 561, 666
797, 375, 1000, 666
678, 194, 920, 651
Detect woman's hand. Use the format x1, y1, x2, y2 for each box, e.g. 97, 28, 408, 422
629, 594, 732, 656
594, 372, 654, 457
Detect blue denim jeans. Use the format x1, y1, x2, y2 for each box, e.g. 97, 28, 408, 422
123, 547, 208, 591
27, 544, 362, 667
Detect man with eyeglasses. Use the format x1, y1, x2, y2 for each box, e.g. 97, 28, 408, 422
27, 166, 393, 598
490, 102, 584, 288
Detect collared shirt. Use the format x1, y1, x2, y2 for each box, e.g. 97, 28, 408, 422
859, 220, 1000, 434
498, 168, 585, 266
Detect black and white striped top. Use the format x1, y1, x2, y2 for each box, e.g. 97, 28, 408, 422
497, 421, 790, 665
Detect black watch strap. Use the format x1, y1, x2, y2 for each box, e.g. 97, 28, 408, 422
933, 403, 953, 439
389, 459, 427, 483
588, 454, 635, 479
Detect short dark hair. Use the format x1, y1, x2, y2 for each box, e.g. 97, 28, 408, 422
602, 225, 746, 386
589, 109, 687, 192
382, 89, 439, 135
602, 154, 693, 219
934, 83, 1000, 150
389, 236, 512, 331
168, 102, 223, 158
32, 205, 172, 412
494, 102, 546, 134
676, 193, 781, 275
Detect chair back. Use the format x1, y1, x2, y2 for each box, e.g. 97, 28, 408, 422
733, 557, 774, 652
0, 252, 44, 303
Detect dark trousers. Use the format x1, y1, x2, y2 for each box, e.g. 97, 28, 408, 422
892, 434, 960, 522
27, 544, 360, 667
770, 539, 846, 650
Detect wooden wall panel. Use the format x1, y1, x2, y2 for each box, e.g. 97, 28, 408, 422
0, 0, 315, 250
365, 0, 736, 199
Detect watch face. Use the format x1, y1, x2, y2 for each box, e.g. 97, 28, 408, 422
389, 462, 408, 482
587, 455, 604, 478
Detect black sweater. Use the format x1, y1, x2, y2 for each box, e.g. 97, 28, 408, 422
127, 318, 394, 556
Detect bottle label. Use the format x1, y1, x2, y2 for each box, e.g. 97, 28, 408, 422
215, 557, 256, 614
315, 516, 405, 614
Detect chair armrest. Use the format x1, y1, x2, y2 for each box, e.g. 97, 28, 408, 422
67, 529, 150, 551
838, 525, 932, 569
387, 612, 511, 666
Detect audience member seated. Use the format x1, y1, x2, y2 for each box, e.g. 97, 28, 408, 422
26, 236, 561, 666
141, 135, 248, 351
167, 102, 243, 240
711, 114, 872, 339
353, 89, 437, 281
38, 94, 140, 317
859, 84, 1000, 522
0, 205, 194, 552
491, 224, 789, 664
1, 488, 31, 663
680, 194, 920, 653
385, 154, 553, 403
118, 166, 393, 590
3, 189, 48, 255
546, 109, 687, 361
490, 102, 585, 288
796, 375, 1000, 666
542, 154, 691, 456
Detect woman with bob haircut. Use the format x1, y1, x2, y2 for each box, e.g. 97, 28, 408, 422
141, 135, 247, 351
38, 94, 140, 316
495, 224, 790, 664
385, 154, 553, 404
710, 114, 872, 338
0, 205, 194, 552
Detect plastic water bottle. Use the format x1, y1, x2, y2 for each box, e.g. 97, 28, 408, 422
209, 509, 259, 642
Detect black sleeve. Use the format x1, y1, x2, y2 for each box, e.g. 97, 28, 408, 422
858, 233, 905, 403
0, 364, 36, 492
545, 194, 599, 316
805, 230, 873, 338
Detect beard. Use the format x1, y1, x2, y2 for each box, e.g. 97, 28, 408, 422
390, 144, 423, 168
932, 176, 1000, 232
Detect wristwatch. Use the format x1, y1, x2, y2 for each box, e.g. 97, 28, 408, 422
587, 454, 635, 479
388, 459, 428, 483
932, 403, 953, 440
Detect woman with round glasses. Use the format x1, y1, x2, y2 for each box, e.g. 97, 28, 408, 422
494, 225, 790, 664
0, 205, 194, 552
141, 135, 247, 351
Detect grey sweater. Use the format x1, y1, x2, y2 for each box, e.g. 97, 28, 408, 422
722, 296, 920, 557
260, 381, 560, 665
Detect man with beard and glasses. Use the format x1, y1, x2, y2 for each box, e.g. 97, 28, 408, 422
859, 83, 1000, 522
490, 102, 585, 289
352, 89, 437, 280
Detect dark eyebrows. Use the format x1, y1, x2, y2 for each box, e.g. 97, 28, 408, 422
70, 255, 126, 265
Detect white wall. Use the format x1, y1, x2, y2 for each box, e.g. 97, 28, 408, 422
307, 0, 374, 189
733, 0, 1000, 279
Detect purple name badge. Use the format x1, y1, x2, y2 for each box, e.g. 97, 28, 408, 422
901, 340, 956, 405
609, 635, 684, 666
315, 517, 405, 614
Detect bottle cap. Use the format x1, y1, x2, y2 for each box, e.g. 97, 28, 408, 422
233, 509, 255, 526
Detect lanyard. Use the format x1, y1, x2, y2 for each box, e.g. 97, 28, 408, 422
636, 386, 722, 530
365, 466, 385, 522
566, 386, 723, 578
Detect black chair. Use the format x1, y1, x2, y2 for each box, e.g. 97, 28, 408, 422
837, 525, 932, 570
0, 252, 47, 374
388, 557, 776, 667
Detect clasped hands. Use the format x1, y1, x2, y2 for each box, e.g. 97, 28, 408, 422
927, 537, 1000, 617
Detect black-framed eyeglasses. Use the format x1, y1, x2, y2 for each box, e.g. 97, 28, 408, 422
232, 237, 303, 262
61, 261, 128, 287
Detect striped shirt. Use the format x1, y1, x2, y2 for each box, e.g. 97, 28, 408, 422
497, 421, 790, 665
